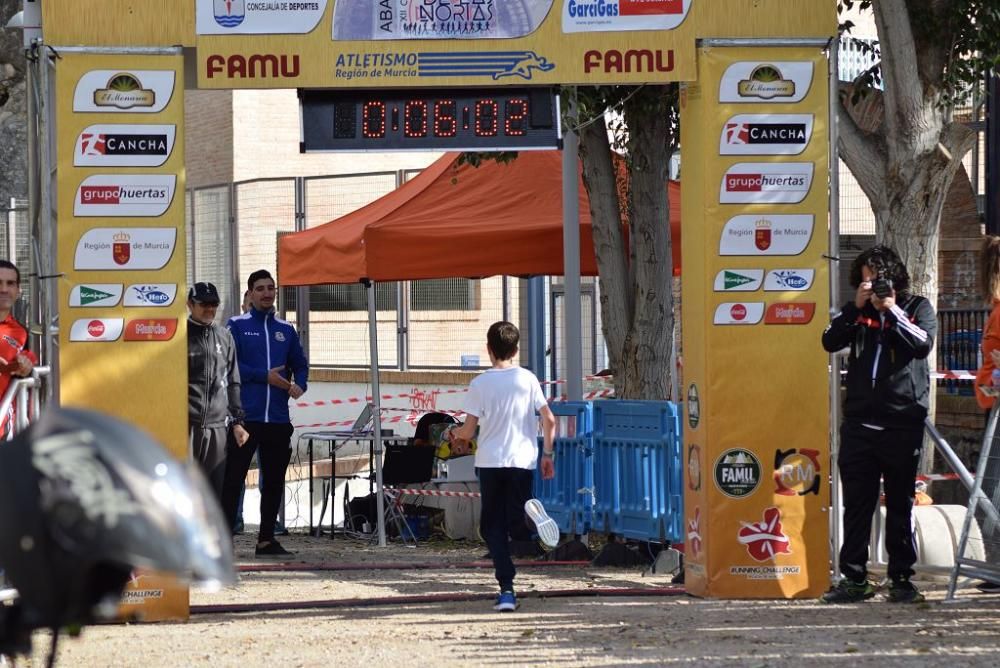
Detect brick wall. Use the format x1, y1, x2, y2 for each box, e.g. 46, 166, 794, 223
185, 89, 234, 188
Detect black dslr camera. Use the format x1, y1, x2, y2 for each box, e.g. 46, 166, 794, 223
869, 250, 894, 298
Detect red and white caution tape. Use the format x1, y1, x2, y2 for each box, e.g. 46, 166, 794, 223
933, 370, 976, 381
916, 473, 961, 482
393, 488, 481, 499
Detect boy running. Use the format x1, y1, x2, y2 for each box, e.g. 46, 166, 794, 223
448, 321, 558, 612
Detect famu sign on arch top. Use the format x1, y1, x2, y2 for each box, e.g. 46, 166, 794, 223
42, 1, 835, 87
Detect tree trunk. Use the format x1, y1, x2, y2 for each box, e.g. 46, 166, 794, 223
578, 86, 676, 400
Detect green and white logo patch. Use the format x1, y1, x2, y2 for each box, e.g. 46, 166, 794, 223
70, 283, 123, 307
713, 269, 763, 292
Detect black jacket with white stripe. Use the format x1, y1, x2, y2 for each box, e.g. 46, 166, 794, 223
822, 294, 936, 429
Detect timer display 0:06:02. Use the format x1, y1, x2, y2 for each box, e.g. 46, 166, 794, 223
361, 97, 530, 139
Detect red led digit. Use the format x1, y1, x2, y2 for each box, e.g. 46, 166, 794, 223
474, 99, 498, 137
362, 101, 386, 139
434, 100, 457, 138
505, 98, 528, 136
404, 99, 428, 138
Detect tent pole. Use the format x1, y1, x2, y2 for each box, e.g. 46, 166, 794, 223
562, 88, 583, 401
367, 280, 387, 547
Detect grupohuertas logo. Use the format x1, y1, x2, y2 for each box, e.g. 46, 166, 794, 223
714, 448, 761, 498
70, 284, 124, 308
73, 71, 176, 113
75, 124, 176, 168
719, 61, 814, 103
720, 162, 813, 205
197, 0, 327, 34
74, 175, 176, 218
713, 269, 763, 292
720, 114, 813, 156
562, 0, 691, 33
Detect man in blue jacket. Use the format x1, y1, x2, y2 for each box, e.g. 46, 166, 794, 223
222, 269, 309, 558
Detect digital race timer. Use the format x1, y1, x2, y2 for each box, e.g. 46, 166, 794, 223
299, 87, 560, 152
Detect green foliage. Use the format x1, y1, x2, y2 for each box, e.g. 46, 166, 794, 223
838, 0, 1000, 107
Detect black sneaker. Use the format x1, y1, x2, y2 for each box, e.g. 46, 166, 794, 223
887, 577, 925, 603
820, 578, 876, 604
254, 539, 294, 559
975, 580, 1000, 593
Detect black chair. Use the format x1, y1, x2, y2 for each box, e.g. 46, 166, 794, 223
380, 445, 437, 543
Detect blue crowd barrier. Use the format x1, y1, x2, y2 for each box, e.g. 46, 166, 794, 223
533, 401, 593, 534
591, 400, 684, 543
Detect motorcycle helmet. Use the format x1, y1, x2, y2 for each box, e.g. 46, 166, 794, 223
0, 408, 234, 631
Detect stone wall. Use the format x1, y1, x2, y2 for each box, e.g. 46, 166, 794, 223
0, 0, 27, 208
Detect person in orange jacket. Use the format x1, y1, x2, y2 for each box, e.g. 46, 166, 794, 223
972, 236, 1000, 592
0, 260, 37, 439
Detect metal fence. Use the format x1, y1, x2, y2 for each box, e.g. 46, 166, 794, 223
185, 171, 578, 372
938, 308, 991, 395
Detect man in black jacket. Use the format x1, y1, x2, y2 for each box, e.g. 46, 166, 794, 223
821, 245, 936, 604
188, 282, 249, 501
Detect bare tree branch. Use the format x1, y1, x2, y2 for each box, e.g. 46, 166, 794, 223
872, 0, 924, 146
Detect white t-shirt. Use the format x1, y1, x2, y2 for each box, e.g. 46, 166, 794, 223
463, 366, 547, 469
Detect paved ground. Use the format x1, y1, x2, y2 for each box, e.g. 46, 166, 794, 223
30, 533, 1000, 667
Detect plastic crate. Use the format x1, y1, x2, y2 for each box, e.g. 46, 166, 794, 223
533, 401, 594, 535
591, 400, 684, 543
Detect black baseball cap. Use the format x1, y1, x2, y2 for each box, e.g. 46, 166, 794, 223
188, 282, 220, 305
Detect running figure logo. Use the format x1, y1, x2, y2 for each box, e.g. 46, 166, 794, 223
493, 52, 555, 80
737, 507, 791, 562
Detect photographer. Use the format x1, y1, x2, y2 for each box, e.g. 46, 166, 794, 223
821, 245, 936, 604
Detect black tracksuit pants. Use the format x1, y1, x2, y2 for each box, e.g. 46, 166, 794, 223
479, 467, 534, 591
838, 420, 923, 581
222, 421, 293, 543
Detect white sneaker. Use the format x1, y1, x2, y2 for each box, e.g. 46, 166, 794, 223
524, 498, 559, 549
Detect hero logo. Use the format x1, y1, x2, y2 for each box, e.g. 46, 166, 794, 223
720, 114, 814, 156
584, 49, 674, 74
206, 54, 300, 79
764, 269, 814, 291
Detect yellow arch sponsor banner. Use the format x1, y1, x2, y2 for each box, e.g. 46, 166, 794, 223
55, 52, 189, 620
681, 46, 831, 598
42, 1, 835, 87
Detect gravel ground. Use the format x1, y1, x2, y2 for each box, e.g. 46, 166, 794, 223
26, 532, 1000, 667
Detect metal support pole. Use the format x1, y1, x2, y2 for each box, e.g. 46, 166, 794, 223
561, 89, 583, 401
827, 38, 842, 582
367, 280, 387, 547
987, 72, 1000, 236
294, 177, 310, 354
37, 42, 57, 402
394, 171, 409, 371
526, 276, 546, 378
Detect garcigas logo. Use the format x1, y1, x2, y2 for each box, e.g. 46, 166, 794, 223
563, 0, 691, 33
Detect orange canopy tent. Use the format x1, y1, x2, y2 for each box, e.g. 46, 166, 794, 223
278, 151, 680, 285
